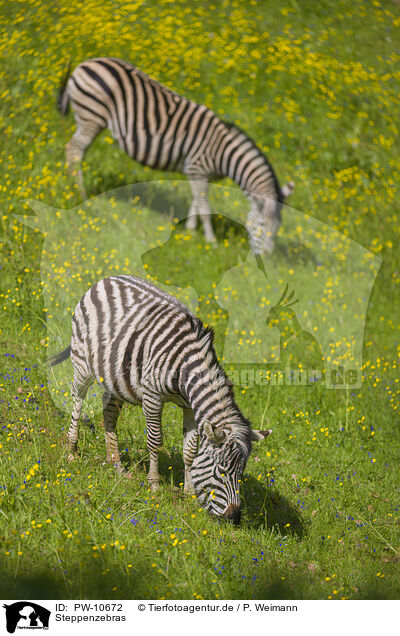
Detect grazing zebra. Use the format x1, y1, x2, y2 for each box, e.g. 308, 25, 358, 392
51, 275, 271, 523
57, 57, 294, 254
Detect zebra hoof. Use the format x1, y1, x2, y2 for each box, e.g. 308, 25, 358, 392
149, 481, 160, 492
67, 452, 78, 462
117, 466, 133, 479
113, 463, 129, 476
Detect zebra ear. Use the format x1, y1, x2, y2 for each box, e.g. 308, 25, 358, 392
251, 429, 272, 442
281, 182, 295, 199
203, 421, 226, 445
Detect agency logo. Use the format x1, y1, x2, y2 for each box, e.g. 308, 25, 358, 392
3, 602, 50, 634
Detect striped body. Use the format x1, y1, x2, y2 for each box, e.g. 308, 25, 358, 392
56, 276, 271, 521
58, 57, 294, 253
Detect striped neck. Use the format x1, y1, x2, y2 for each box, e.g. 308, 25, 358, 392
218, 122, 282, 202
178, 341, 244, 429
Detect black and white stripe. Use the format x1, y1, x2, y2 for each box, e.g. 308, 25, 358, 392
51, 275, 271, 522
58, 57, 294, 254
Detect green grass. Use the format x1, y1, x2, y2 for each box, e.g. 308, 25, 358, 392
1, 0, 400, 600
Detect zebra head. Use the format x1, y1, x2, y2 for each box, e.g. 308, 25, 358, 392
190, 421, 272, 524
247, 183, 294, 254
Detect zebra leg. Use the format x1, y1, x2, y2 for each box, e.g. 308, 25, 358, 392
67, 376, 92, 461
102, 391, 126, 474
185, 200, 199, 231
66, 121, 103, 196
142, 389, 164, 492
182, 409, 198, 493
187, 178, 216, 243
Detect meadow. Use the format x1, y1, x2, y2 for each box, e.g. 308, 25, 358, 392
0, 0, 400, 600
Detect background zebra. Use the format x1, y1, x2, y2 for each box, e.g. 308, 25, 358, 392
57, 57, 294, 254
51, 275, 271, 523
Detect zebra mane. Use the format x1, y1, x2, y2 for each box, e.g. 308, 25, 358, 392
221, 119, 283, 202
186, 313, 252, 454
222, 119, 252, 138
231, 421, 252, 458
188, 314, 215, 348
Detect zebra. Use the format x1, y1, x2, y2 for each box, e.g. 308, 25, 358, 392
57, 57, 294, 254
51, 275, 271, 523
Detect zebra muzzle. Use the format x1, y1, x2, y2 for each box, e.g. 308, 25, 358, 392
224, 503, 241, 525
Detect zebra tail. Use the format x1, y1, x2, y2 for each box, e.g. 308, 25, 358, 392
57, 61, 72, 115
49, 346, 71, 367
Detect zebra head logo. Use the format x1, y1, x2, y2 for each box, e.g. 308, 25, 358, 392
246, 183, 293, 255
3, 602, 50, 634
191, 421, 271, 523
